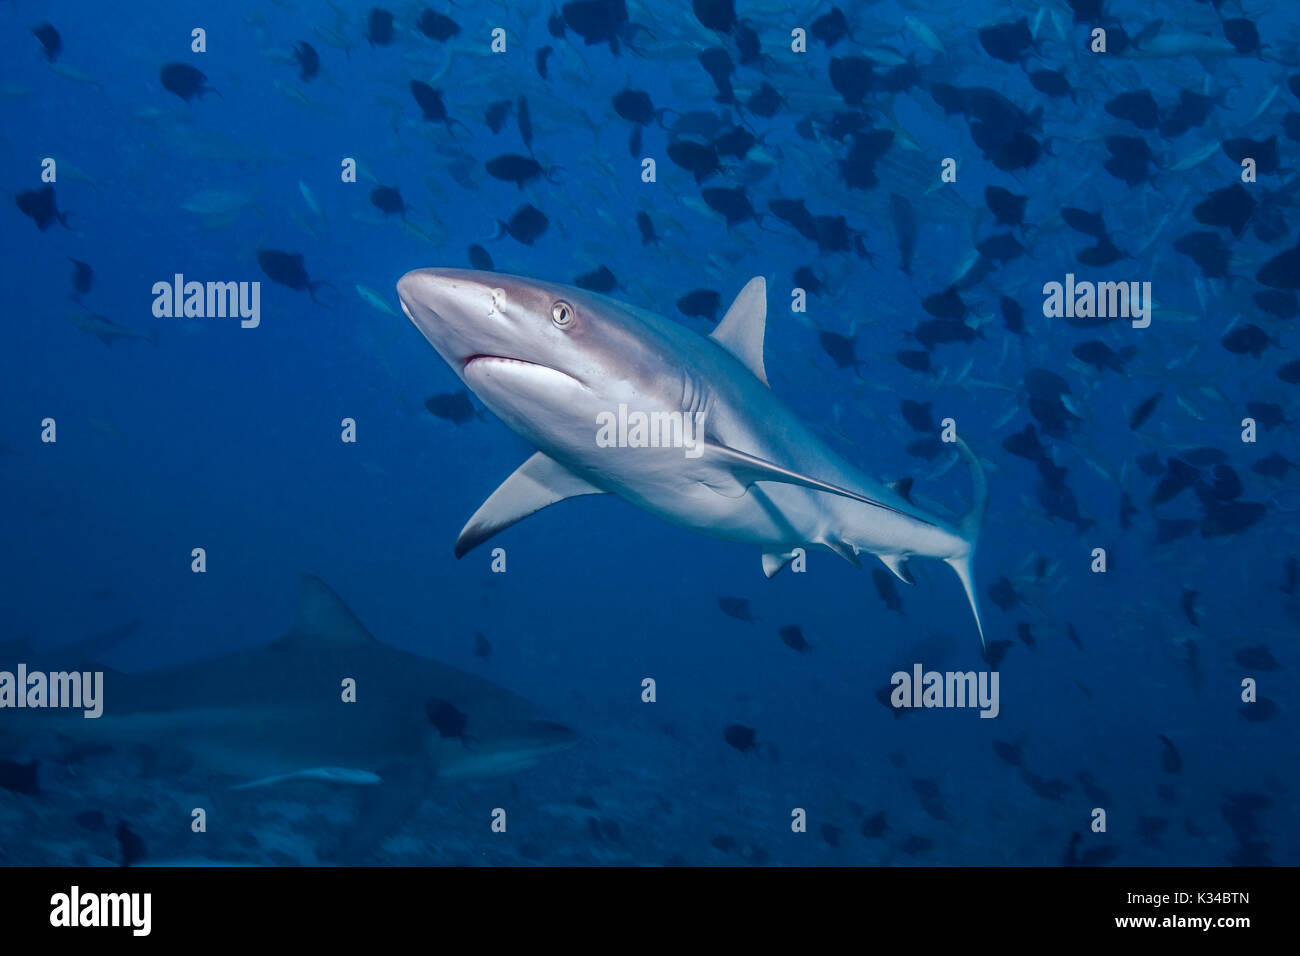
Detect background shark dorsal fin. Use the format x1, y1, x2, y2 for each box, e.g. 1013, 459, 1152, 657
710, 277, 769, 386
291, 575, 379, 646
455, 451, 607, 558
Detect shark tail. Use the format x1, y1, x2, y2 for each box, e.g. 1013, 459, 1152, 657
944, 438, 988, 653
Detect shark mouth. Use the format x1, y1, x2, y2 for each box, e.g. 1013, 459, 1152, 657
462, 354, 587, 389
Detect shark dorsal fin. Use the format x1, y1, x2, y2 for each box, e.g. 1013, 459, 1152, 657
710, 277, 769, 386
291, 574, 379, 646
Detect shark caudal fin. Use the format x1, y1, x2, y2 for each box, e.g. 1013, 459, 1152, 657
944, 438, 988, 652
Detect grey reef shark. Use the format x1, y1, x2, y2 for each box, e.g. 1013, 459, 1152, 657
2, 575, 578, 860
397, 269, 989, 649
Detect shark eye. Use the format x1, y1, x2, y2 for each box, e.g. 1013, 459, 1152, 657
551, 300, 575, 329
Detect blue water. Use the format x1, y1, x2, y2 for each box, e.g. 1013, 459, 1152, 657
1, 0, 1296, 865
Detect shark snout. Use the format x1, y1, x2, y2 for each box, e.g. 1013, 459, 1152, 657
397, 268, 518, 362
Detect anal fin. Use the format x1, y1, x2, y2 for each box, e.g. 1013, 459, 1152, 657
879, 553, 915, 584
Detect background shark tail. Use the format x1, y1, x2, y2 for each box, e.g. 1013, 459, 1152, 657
946, 438, 988, 652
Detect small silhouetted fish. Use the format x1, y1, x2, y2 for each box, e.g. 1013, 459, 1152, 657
486, 154, 547, 188
426, 698, 473, 742
535, 46, 552, 80
812, 7, 850, 47
1222, 324, 1272, 356
425, 391, 476, 424
1073, 341, 1135, 373
0, 759, 38, 795
1181, 589, 1200, 627
921, 286, 967, 320
634, 210, 658, 246
1076, 238, 1125, 267
418, 9, 460, 41
999, 295, 1025, 335
713, 124, 756, 160
1257, 243, 1300, 289
748, 83, 782, 117
1129, 392, 1162, 430
723, 724, 759, 754
1105, 90, 1160, 130
499, 204, 548, 245
32, 23, 61, 62
1243, 697, 1279, 722
668, 139, 720, 183
69, 258, 93, 297
1174, 231, 1231, 278
367, 8, 394, 46
472, 631, 492, 660
900, 400, 933, 433
516, 94, 533, 151
1193, 184, 1256, 237
1029, 69, 1072, 98
116, 820, 147, 867
1160, 89, 1215, 137
693, 0, 735, 32
468, 243, 493, 270
677, 289, 720, 320
1120, 492, 1138, 529
871, 568, 903, 613
1223, 136, 1279, 175
984, 640, 1013, 667
896, 349, 931, 372
819, 331, 859, 370
915, 318, 977, 349
829, 56, 875, 106
979, 18, 1032, 62
978, 232, 1024, 263
769, 198, 817, 240
410, 81, 469, 132
1021, 769, 1068, 801
1255, 290, 1298, 319
734, 20, 762, 65
1280, 359, 1300, 383
613, 88, 655, 125
992, 739, 1022, 766
718, 597, 753, 622
1253, 453, 1291, 479
699, 47, 736, 103
1202, 498, 1266, 537
1038, 476, 1093, 532
860, 811, 887, 838
815, 214, 854, 253
988, 577, 1020, 611
793, 266, 824, 296
778, 625, 811, 653
839, 129, 894, 189
484, 99, 512, 133
257, 249, 331, 303
575, 266, 616, 293
890, 193, 916, 274
1234, 644, 1278, 670
1104, 135, 1151, 185
292, 41, 320, 81
370, 185, 406, 217
1222, 18, 1260, 54
1016, 621, 1036, 647
985, 186, 1027, 227
1060, 207, 1106, 238
160, 62, 220, 101
707, 189, 759, 228
898, 835, 932, 856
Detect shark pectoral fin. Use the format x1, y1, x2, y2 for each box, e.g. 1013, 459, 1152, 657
879, 553, 915, 584
761, 549, 798, 578
710, 277, 769, 386
455, 451, 607, 558
700, 441, 932, 524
